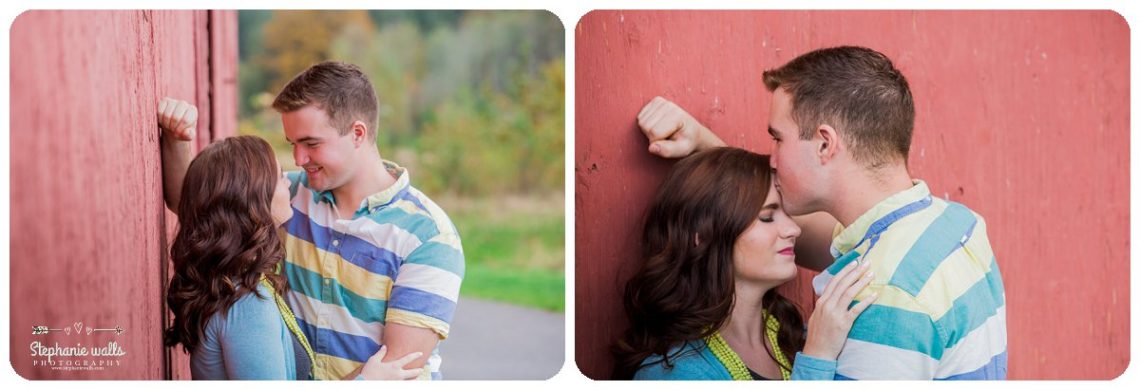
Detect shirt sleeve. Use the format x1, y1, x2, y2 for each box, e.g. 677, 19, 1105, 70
385, 232, 465, 339
790, 353, 838, 380
219, 291, 292, 380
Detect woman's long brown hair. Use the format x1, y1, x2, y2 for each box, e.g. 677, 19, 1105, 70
612, 147, 806, 379
164, 135, 288, 352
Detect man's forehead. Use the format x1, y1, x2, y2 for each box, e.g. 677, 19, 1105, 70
285, 132, 327, 143
283, 116, 336, 142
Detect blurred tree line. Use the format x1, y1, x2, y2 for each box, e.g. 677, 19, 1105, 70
238, 11, 564, 196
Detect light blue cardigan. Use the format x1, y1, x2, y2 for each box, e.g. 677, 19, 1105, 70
189, 283, 300, 380
633, 339, 838, 380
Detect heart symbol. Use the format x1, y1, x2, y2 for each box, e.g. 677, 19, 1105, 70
63, 328, 71, 335
86, 327, 93, 335
73, 322, 83, 335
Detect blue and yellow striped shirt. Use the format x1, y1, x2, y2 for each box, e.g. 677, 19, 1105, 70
282, 161, 464, 380
812, 180, 1006, 379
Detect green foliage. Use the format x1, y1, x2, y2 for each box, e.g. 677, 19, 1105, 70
256, 11, 374, 95
241, 10, 564, 197
368, 10, 463, 32
237, 10, 272, 61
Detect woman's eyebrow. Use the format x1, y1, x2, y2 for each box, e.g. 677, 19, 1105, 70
762, 202, 780, 210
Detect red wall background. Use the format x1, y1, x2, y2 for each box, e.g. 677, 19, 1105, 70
575, 10, 1129, 380
10, 10, 237, 379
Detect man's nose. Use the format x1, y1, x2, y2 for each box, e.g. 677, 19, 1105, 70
293, 147, 308, 166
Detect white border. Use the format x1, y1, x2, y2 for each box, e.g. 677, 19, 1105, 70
1, 1, 1137, 390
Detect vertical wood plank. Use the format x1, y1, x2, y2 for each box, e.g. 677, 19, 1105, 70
10, 10, 170, 379
9, 10, 239, 380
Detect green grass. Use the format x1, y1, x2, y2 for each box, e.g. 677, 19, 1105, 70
461, 265, 564, 312
447, 195, 565, 312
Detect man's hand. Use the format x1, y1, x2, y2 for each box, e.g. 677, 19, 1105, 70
636, 96, 725, 158
157, 97, 197, 141
157, 97, 197, 214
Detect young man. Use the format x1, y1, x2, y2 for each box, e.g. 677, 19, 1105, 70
637, 46, 1006, 380
157, 61, 464, 380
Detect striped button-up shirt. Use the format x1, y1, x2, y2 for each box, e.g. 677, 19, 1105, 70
813, 180, 1007, 379
282, 161, 464, 380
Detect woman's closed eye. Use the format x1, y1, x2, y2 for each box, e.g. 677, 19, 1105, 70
759, 203, 780, 222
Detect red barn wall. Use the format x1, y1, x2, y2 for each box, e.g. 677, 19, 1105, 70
10, 10, 237, 380
574, 10, 1128, 380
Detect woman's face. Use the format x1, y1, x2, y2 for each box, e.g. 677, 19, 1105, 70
271, 162, 294, 226
732, 181, 802, 286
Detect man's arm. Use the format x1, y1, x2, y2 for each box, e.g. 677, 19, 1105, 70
382, 232, 465, 375
637, 97, 840, 270
636, 96, 726, 158
156, 97, 197, 215
379, 324, 438, 371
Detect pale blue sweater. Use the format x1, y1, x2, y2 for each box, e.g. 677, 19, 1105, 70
190, 284, 301, 380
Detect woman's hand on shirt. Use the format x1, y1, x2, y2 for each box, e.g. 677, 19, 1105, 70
359, 345, 424, 380
802, 259, 878, 361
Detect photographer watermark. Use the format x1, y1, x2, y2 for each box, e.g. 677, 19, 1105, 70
29, 322, 127, 371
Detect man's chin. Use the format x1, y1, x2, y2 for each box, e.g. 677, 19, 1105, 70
308, 180, 330, 192
782, 202, 806, 216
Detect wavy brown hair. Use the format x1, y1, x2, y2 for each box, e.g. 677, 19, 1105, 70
164, 135, 288, 353
612, 147, 805, 379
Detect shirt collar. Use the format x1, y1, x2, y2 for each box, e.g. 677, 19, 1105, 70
363, 160, 411, 212
830, 179, 931, 257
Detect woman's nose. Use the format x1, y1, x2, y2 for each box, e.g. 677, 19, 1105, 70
782, 219, 802, 239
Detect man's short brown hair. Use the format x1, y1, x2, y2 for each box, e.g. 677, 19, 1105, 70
763, 46, 915, 168
272, 61, 379, 140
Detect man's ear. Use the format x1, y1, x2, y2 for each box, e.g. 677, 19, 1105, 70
351, 121, 368, 147
816, 124, 839, 164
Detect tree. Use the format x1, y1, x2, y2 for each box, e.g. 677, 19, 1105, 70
256, 11, 373, 93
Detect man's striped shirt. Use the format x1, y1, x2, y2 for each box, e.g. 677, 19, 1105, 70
812, 180, 1007, 380
282, 161, 464, 380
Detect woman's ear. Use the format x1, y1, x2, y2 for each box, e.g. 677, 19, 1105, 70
694, 233, 701, 247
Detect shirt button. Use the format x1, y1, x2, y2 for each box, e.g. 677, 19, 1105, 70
324, 280, 330, 285
332, 239, 340, 247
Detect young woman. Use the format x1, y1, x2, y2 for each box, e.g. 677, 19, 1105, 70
161, 135, 419, 380
613, 147, 877, 380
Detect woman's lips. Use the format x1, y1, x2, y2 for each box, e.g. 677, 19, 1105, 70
778, 247, 795, 256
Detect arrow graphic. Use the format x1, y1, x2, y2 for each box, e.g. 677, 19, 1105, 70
91, 326, 125, 335
32, 326, 63, 335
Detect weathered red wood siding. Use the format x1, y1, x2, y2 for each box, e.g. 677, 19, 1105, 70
575, 10, 1129, 380
10, 10, 237, 380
